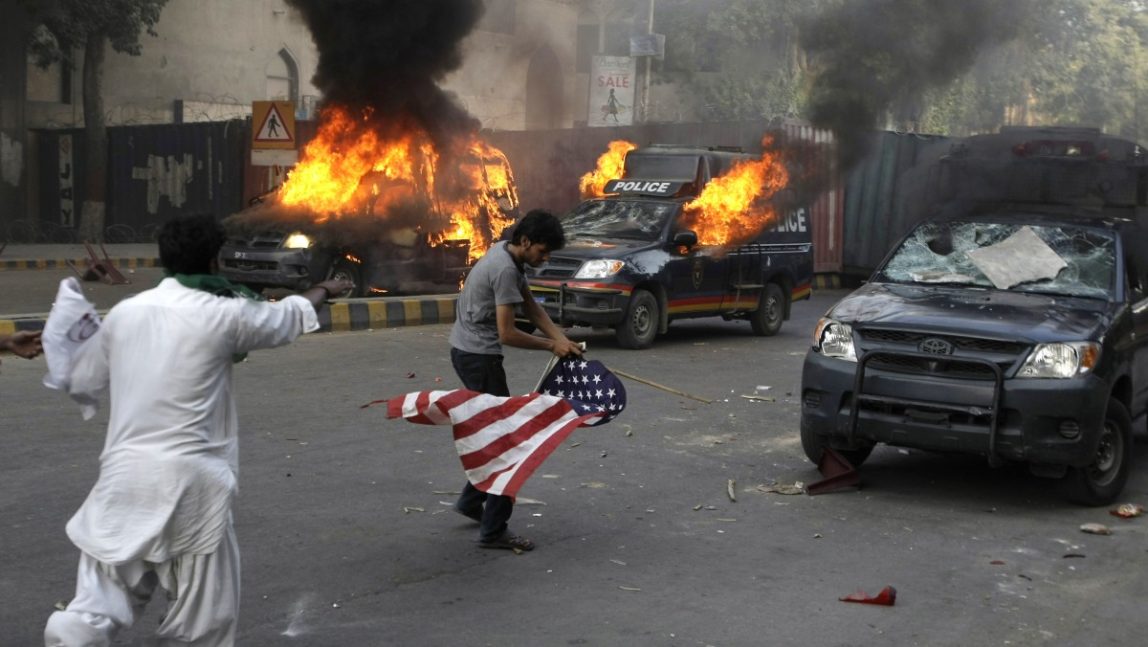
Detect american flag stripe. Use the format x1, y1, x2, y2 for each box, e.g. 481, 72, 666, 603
459, 403, 584, 472
383, 359, 624, 498
454, 394, 568, 455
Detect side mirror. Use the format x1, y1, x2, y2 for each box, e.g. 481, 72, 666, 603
672, 230, 698, 247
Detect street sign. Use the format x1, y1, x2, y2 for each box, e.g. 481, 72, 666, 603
630, 33, 665, 59
251, 100, 296, 150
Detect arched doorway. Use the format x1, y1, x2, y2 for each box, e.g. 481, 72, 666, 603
525, 46, 563, 130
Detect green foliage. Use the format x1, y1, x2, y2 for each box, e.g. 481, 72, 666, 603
657, 0, 820, 121
23, 0, 169, 66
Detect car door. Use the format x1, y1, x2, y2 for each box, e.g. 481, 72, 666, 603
1123, 238, 1148, 414
665, 219, 733, 318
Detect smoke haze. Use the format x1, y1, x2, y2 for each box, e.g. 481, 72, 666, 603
285, 0, 484, 152
801, 0, 1035, 168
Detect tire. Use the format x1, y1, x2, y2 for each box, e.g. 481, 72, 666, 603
326, 258, 364, 298
800, 421, 875, 467
1063, 398, 1133, 506
615, 289, 659, 349
750, 283, 785, 336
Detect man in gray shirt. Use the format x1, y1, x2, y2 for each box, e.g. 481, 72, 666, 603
449, 209, 583, 551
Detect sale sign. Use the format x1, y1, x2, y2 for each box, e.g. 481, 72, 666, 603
589, 55, 636, 127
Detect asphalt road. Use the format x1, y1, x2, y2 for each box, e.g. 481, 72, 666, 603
3, 291, 1147, 646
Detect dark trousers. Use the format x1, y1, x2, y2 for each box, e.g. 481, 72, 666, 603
450, 347, 514, 541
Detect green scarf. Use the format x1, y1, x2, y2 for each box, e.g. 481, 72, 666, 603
167, 272, 264, 362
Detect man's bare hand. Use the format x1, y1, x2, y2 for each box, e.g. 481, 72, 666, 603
1, 330, 43, 359
314, 279, 354, 299
550, 337, 584, 359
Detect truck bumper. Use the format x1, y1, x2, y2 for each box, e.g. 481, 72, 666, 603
528, 282, 627, 327
799, 350, 1109, 467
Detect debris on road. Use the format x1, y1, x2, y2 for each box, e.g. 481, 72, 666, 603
618, 586, 641, 592
405, 372, 416, 378
1109, 503, 1144, 519
1080, 522, 1112, 535
756, 482, 805, 495
727, 479, 737, 502
610, 559, 627, 566
739, 394, 775, 402
402, 506, 424, 513
839, 585, 897, 606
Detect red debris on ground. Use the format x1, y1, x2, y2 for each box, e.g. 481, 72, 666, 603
840, 585, 897, 606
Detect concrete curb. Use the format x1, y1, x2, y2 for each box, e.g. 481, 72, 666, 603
0, 295, 459, 336
0, 257, 161, 271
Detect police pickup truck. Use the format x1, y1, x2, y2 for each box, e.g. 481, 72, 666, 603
527, 145, 814, 349
800, 126, 1148, 505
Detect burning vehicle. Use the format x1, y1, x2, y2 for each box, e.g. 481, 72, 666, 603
527, 139, 814, 349
800, 126, 1148, 505
220, 110, 519, 297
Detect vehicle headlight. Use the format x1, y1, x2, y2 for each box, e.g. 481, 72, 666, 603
575, 259, 625, 279
1017, 342, 1100, 378
283, 232, 313, 249
813, 317, 857, 362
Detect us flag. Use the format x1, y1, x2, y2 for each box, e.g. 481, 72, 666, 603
385, 359, 626, 498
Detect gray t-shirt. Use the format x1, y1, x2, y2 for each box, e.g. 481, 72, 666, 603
450, 241, 526, 355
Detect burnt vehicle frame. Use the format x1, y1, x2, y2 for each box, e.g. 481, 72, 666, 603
800, 126, 1148, 505
219, 150, 517, 298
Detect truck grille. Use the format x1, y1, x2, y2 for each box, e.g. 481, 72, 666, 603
530, 256, 583, 279
857, 328, 1028, 380
227, 236, 283, 249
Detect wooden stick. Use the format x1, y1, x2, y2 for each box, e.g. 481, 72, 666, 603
610, 367, 713, 404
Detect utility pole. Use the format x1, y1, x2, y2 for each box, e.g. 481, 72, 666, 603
641, 0, 655, 122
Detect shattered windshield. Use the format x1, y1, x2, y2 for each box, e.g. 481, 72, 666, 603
561, 200, 677, 242
877, 220, 1116, 299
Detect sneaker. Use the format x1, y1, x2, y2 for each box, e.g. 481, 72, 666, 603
478, 532, 535, 552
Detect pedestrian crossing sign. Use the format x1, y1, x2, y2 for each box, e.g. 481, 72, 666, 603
251, 100, 296, 150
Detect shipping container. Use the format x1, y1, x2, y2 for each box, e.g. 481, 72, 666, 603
841, 131, 952, 276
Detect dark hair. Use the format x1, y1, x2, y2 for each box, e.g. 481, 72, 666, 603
158, 213, 226, 275
510, 209, 565, 250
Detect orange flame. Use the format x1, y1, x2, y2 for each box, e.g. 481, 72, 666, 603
579, 140, 637, 198
278, 105, 517, 261
681, 136, 790, 247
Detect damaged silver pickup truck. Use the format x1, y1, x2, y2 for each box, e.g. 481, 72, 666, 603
800, 127, 1148, 505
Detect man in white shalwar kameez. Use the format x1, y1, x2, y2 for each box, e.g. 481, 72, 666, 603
44, 214, 351, 647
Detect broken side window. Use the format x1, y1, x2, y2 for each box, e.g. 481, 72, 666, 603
878, 220, 1115, 299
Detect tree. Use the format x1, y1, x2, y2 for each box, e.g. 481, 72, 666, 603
23, 0, 169, 241
655, 0, 826, 121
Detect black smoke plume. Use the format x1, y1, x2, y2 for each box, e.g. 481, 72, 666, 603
285, 0, 484, 153
801, 0, 1035, 170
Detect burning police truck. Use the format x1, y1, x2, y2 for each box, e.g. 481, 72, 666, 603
220, 108, 519, 297
527, 139, 814, 349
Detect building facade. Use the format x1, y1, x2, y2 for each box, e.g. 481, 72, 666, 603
2, 0, 626, 226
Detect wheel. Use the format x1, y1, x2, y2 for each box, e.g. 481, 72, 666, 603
750, 283, 785, 336
326, 258, 364, 298
615, 289, 659, 349
1063, 398, 1132, 506
800, 420, 875, 467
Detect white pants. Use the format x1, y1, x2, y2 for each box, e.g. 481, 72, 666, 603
44, 524, 240, 647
